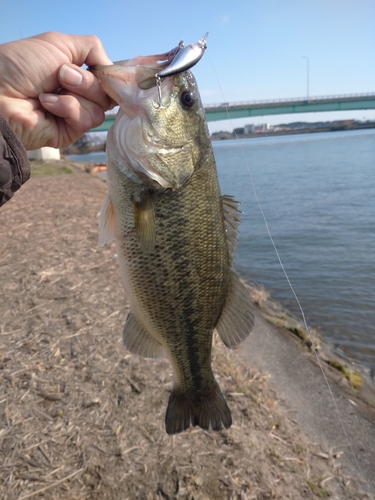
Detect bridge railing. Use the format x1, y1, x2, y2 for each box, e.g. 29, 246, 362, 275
204, 92, 375, 108
102, 93, 375, 118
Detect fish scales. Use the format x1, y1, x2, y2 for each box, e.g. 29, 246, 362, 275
114, 152, 229, 386
92, 46, 254, 434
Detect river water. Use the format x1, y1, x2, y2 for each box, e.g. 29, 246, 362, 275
67, 129, 375, 371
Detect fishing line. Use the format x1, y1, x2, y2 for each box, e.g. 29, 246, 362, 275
207, 55, 366, 485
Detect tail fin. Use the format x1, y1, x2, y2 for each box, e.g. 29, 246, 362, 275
165, 381, 232, 435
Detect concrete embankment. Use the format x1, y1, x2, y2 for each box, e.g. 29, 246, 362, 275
238, 290, 375, 495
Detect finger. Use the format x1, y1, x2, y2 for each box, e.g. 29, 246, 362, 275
67, 34, 113, 67
36, 32, 113, 67
0, 96, 43, 150
39, 92, 105, 146
59, 63, 112, 111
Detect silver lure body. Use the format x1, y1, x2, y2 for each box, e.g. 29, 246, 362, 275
156, 33, 208, 78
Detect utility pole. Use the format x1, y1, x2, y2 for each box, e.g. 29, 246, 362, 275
302, 56, 309, 100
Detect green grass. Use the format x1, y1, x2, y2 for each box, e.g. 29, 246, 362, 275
327, 359, 362, 390
265, 316, 308, 342
30, 162, 74, 178
307, 481, 330, 498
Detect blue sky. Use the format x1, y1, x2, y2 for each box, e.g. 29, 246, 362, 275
1, 0, 374, 132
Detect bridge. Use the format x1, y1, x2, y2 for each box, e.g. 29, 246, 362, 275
91, 93, 375, 132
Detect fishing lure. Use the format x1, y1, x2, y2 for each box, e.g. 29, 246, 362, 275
155, 33, 208, 106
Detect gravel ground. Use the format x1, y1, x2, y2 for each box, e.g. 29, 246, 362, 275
0, 162, 372, 499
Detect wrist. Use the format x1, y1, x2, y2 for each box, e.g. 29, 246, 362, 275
0, 115, 30, 206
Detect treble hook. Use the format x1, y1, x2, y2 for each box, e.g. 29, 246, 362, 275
153, 75, 173, 108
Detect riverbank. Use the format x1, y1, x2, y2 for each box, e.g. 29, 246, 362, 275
1, 161, 374, 498
211, 121, 375, 141
60, 121, 375, 154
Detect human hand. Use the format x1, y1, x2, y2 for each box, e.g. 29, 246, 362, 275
0, 32, 113, 150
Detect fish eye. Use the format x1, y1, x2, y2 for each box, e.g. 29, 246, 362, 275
180, 90, 196, 108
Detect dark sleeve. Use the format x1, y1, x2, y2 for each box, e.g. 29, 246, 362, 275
0, 116, 30, 207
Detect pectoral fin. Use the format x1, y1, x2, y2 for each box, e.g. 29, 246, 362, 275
99, 195, 116, 247
215, 271, 254, 348
122, 312, 164, 358
132, 190, 156, 253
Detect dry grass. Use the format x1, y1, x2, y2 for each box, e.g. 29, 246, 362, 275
0, 163, 369, 499
248, 286, 269, 308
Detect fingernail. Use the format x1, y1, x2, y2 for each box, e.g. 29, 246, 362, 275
60, 64, 83, 86
39, 93, 59, 103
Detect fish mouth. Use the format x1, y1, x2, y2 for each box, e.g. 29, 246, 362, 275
90, 33, 208, 95
89, 46, 179, 94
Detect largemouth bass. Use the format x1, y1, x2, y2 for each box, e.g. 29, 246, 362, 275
92, 46, 254, 435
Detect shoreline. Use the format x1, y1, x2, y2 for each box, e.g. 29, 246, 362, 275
211, 121, 375, 140
55, 159, 375, 389
58, 159, 375, 383
241, 279, 375, 418
81, 157, 375, 418
1, 161, 375, 497
63, 159, 375, 391
60, 122, 375, 155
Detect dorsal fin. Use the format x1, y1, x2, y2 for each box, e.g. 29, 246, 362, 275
221, 195, 241, 262
99, 195, 116, 247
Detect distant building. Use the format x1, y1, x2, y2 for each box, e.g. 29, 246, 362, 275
254, 123, 270, 133
244, 124, 255, 134
243, 123, 271, 134
27, 147, 60, 160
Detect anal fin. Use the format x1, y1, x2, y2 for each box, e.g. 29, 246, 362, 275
215, 271, 254, 348
122, 312, 164, 358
